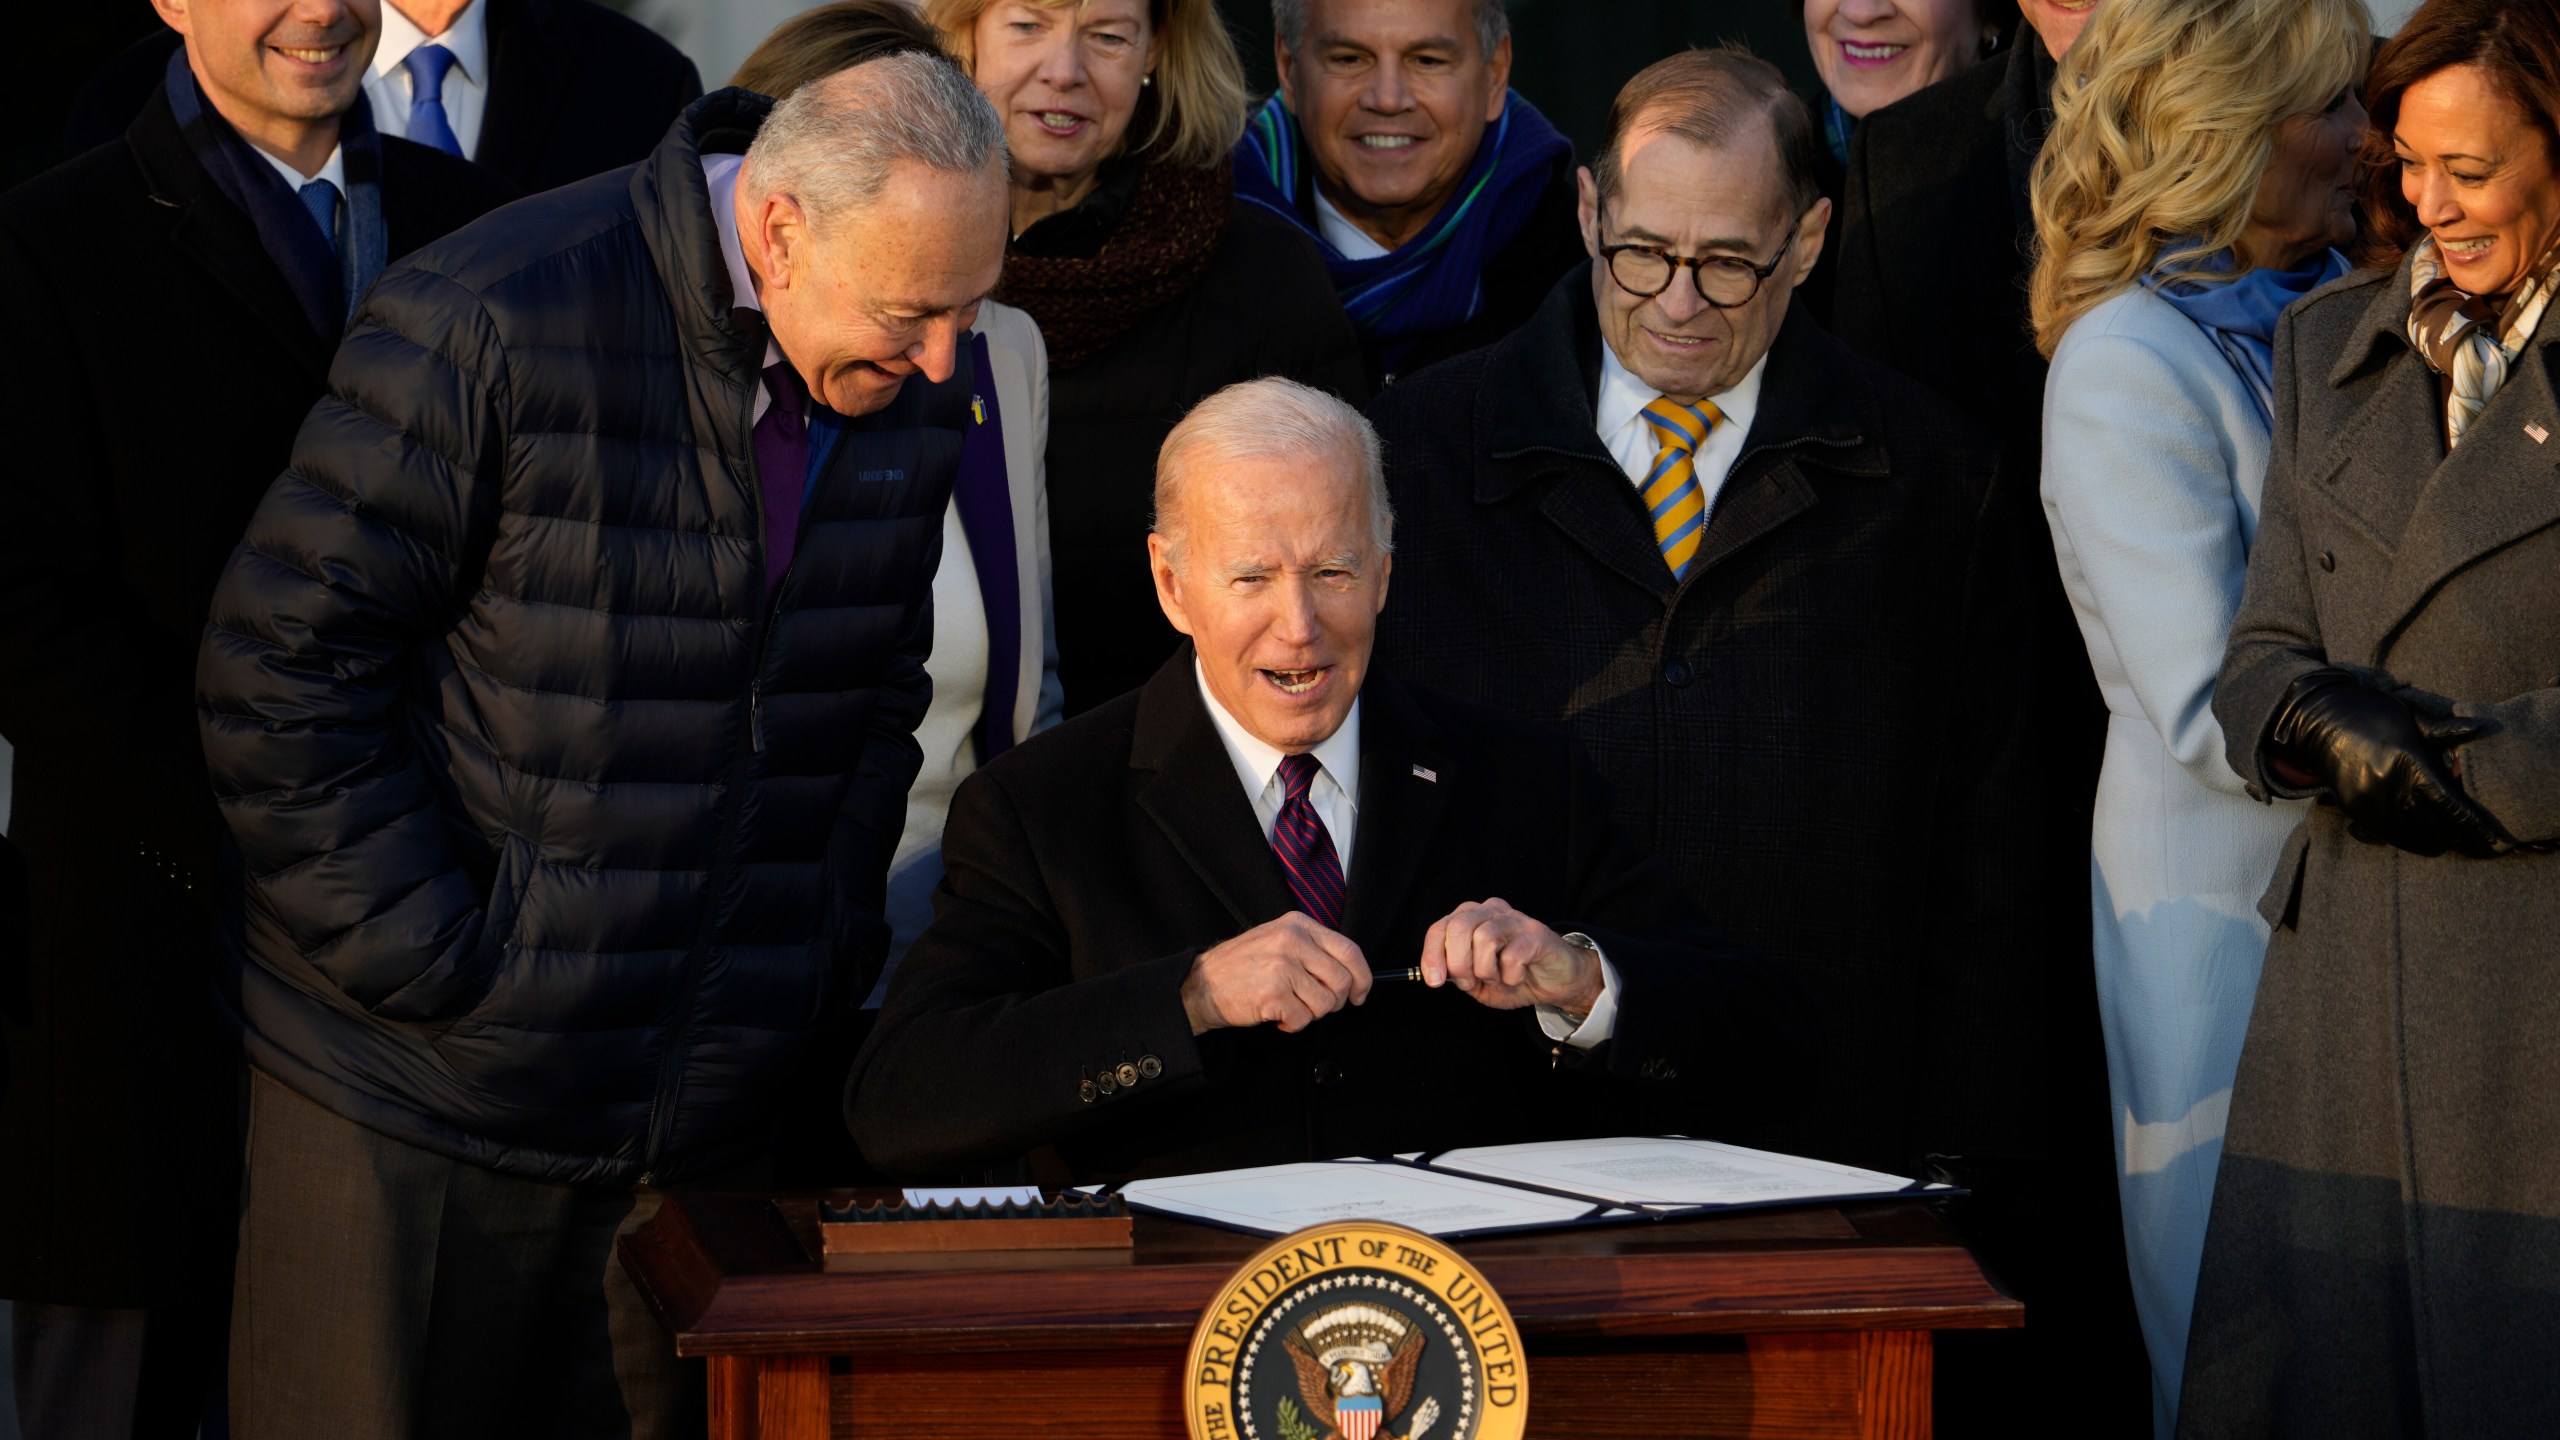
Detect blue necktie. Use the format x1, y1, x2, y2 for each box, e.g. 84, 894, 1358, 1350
403, 44, 464, 156
297, 179, 341, 256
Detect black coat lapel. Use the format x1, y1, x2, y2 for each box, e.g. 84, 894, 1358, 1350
1129, 653, 1298, 930
2378, 341, 2560, 646
1536, 464, 1681, 599
127, 92, 331, 382
472, 0, 559, 183
1336, 672, 1452, 947
1694, 306, 1883, 581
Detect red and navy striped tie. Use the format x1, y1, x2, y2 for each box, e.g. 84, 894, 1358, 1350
1272, 752, 1345, 928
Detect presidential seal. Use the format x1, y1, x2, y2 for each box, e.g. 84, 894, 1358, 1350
1185, 1222, 1526, 1440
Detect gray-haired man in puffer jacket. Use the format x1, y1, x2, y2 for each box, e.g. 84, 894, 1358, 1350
194, 56, 1007, 1438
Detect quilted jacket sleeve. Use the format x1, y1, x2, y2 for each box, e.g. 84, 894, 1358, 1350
196, 264, 511, 1022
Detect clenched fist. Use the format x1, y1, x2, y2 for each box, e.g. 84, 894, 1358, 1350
1421, 898, 1601, 1013
1181, 912, 1374, 1035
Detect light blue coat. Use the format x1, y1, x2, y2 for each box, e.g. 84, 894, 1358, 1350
2041, 284, 2310, 1439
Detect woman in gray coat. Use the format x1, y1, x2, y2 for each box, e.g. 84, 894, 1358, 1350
2028, 1, 2371, 1431
2182, 1, 2560, 1434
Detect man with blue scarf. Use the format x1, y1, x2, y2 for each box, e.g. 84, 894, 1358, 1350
0, 1, 511, 1434
1236, 0, 1584, 386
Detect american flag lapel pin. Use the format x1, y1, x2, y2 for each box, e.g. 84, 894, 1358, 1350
2528, 422, 2550, 444
1410, 764, 1437, 783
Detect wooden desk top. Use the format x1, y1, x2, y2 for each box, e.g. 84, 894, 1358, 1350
622, 1193, 2023, 1359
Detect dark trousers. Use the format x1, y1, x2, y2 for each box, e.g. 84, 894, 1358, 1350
228, 1072, 702, 1440
12, 1303, 144, 1440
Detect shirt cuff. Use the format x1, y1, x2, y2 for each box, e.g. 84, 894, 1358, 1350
1535, 948, 1619, 1049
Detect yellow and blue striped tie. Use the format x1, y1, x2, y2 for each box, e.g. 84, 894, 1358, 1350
1640, 396, 1725, 580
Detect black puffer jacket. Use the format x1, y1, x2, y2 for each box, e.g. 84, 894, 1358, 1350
196, 89, 961, 1185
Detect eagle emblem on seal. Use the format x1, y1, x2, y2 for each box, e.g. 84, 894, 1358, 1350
1282, 1303, 1441, 1440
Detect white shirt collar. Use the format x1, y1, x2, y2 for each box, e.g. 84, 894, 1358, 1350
700, 152, 785, 370
1194, 659, 1363, 812
1312, 187, 1392, 261
252, 141, 347, 195
374, 0, 489, 86
1594, 333, 1769, 451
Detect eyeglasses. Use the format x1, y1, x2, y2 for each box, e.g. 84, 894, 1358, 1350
1598, 220, 1797, 309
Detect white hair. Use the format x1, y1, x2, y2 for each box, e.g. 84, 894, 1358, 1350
1153, 378, 1393, 565
1273, 0, 1509, 60
739, 51, 1005, 230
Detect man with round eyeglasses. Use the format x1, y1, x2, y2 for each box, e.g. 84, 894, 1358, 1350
1369, 45, 2041, 1276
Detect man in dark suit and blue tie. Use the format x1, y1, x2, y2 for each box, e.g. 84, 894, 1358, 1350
849, 378, 1815, 1183
0, 1, 512, 1435
67, 0, 703, 195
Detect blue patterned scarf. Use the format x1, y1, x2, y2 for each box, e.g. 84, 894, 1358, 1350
1233, 91, 1572, 370
163, 46, 388, 340
2148, 246, 2349, 426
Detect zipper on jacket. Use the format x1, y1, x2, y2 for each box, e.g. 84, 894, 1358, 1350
638, 370, 772, 1180
638, 361, 828, 1179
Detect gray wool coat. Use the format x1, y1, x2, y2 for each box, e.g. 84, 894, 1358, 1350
2181, 257, 2560, 1439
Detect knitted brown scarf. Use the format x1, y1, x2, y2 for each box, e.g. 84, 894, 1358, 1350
996, 158, 1233, 371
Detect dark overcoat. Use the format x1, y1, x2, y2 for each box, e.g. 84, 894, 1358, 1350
193, 88, 960, 1189
2184, 262, 2560, 1438
68, 0, 704, 196
847, 654, 1817, 1181
0, 92, 512, 1305
1370, 271, 2038, 1180
1036, 191, 1367, 718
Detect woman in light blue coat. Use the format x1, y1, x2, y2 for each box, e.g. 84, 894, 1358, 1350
2026, 0, 2373, 1431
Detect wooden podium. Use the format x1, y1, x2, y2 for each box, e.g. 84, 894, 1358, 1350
620, 1192, 2020, 1440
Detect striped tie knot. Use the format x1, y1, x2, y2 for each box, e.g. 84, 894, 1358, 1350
1278, 750, 1321, 800
1638, 396, 1725, 581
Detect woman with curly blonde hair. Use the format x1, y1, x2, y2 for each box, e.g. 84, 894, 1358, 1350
2025, 0, 2369, 1431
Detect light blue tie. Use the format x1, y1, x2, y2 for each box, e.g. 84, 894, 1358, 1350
403, 44, 464, 156
297, 179, 341, 256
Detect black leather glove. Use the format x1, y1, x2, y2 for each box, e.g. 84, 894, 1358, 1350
2266, 669, 2509, 858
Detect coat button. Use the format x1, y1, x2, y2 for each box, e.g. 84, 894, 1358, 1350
2318, 550, 2336, 572
1078, 1079, 1098, 1104
1137, 1055, 1163, 1079
1310, 1060, 1344, 1087
1115, 1062, 1140, 1088
1661, 659, 1695, 688
1097, 1071, 1117, 1096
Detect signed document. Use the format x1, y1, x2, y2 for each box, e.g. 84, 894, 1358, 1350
1110, 1161, 1611, 1239
1425, 1137, 1942, 1210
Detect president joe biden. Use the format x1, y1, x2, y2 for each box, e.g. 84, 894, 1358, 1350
849, 378, 1816, 1181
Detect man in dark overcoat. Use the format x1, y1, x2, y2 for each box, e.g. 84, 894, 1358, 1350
849, 378, 1815, 1181
0, 0, 512, 1431
68, 0, 703, 197
1370, 47, 2038, 1242
192, 56, 1008, 1437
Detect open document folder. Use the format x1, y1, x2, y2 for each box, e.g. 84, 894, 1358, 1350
1091, 1136, 1959, 1240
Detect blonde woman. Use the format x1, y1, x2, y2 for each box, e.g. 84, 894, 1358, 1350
926, 0, 1363, 714
2027, 0, 2370, 1431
